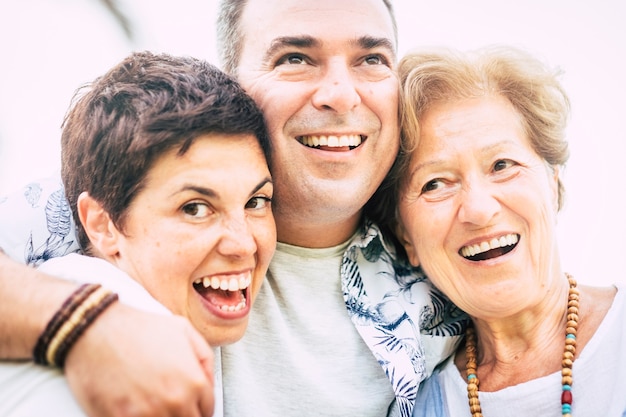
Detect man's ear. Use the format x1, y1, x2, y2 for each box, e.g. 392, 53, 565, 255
395, 222, 420, 267
77, 192, 120, 257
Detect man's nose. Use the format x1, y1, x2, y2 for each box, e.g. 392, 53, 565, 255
311, 61, 361, 114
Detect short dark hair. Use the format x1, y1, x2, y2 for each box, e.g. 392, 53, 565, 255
61, 51, 270, 251
216, 0, 398, 76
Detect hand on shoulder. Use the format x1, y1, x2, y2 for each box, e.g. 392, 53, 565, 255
64, 302, 215, 417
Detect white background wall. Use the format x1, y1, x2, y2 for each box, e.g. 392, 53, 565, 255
1, 1, 624, 286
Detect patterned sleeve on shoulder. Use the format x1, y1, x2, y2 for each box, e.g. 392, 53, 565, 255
0, 173, 80, 265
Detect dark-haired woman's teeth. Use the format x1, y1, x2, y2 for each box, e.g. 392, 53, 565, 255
193, 272, 251, 291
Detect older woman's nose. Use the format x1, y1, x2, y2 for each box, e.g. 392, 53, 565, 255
457, 184, 501, 226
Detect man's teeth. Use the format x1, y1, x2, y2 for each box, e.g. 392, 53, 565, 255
193, 272, 251, 291
300, 134, 362, 148
460, 234, 519, 258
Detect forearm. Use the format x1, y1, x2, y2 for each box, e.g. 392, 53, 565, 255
0, 252, 79, 359
0, 252, 216, 416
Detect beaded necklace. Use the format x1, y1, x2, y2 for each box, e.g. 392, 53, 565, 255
464, 274, 579, 417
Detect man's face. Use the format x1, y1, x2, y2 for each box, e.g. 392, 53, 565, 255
236, 0, 400, 246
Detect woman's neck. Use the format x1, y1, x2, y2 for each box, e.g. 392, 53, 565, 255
455, 281, 616, 391
455, 276, 571, 391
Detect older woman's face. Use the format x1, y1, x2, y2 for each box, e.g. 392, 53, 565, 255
398, 95, 560, 318
112, 133, 275, 346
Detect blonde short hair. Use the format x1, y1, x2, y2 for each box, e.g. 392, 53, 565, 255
399, 46, 570, 205
366, 46, 570, 251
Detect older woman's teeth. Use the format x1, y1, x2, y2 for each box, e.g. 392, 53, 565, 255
460, 233, 519, 258
299, 134, 363, 148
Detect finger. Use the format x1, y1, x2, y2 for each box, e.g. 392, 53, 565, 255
187, 324, 214, 381
186, 324, 215, 416
197, 382, 216, 417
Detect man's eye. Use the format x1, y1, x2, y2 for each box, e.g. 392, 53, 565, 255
277, 54, 307, 65
182, 202, 210, 218
364, 54, 384, 65
246, 196, 272, 210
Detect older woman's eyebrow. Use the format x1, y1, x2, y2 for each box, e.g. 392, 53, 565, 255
408, 159, 445, 179
408, 139, 524, 176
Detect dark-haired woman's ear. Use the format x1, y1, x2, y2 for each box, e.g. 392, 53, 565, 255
77, 192, 120, 258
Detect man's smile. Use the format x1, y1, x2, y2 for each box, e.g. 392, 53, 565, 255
297, 134, 365, 150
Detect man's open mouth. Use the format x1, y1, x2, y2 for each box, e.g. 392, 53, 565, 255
192, 272, 251, 312
459, 233, 519, 261
297, 134, 365, 150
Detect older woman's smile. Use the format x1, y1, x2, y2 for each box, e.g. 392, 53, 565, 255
459, 233, 519, 261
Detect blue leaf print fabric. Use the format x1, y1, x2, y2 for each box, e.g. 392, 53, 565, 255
0, 174, 80, 264
342, 219, 467, 417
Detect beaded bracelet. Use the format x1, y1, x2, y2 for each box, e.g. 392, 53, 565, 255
33, 283, 100, 365
33, 283, 119, 367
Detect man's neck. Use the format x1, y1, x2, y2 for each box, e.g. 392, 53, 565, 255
275, 213, 361, 248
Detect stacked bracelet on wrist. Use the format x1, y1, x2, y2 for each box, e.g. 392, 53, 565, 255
33, 283, 119, 368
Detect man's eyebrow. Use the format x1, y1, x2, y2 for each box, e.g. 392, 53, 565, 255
262, 35, 396, 61
357, 36, 396, 56
264, 36, 318, 61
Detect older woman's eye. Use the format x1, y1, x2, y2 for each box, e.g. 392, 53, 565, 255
422, 179, 444, 193
493, 159, 515, 172
182, 202, 211, 218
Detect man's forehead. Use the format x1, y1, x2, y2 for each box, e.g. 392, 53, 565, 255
263, 35, 396, 57
239, 0, 396, 49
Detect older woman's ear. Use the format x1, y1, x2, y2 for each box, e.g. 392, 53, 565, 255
395, 223, 421, 267
551, 165, 561, 213
76, 192, 120, 258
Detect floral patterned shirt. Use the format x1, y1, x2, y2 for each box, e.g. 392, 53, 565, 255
342, 220, 466, 416
0, 175, 80, 265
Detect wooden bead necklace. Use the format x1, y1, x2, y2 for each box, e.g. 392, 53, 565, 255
464, 273, 579, 417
